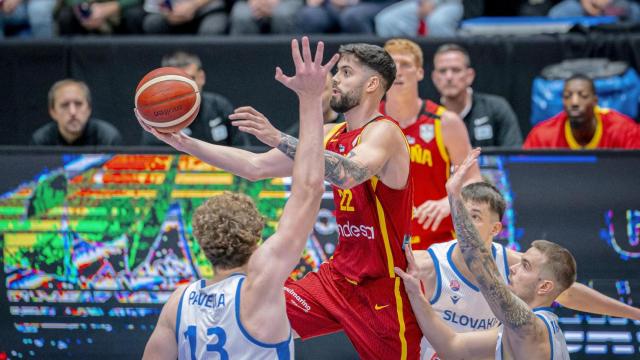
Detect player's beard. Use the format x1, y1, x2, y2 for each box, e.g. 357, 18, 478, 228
330, 85, 362, 113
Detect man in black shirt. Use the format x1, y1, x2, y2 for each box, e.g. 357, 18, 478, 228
30, 79, 123, 146
141, 51, 249, 146
431, 44, 523, 148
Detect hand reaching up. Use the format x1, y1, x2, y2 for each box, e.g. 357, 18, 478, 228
275, 36, 339, 98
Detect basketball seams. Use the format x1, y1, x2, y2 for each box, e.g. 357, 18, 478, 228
139, 91, 201, 128
134, 74, 199, 105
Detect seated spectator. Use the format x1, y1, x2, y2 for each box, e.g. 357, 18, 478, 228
375, 0, 463, 37
141, 51, 249, 146
143, 0, 227, 34
296, 0, 395, 34
56, 0, 144, 35
229, 0, 300, 34
432, 44, 523, 147
285, 72, 343, 136
1, 0, 56, 38
524, 73, 640, 149
549, 0, 640, 22
31, 79, 123, 146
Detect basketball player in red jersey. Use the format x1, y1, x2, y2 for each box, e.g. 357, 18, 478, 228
381, 38, 482, 250
137, 37, 422, 359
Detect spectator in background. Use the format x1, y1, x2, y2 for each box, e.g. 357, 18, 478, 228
31, 79, 123, 146
143, 0, 228, 34
285, 72, 343, 136
549, 0, 640, 22
56, 0, 144, 34
296, 0, 395, 34
375, 0, 463, 37
432, 44, 523, 147
229, 0, 301, 34
524, 74, 640, 149
1, 0, 56, 37
380, 38, 482, 250
141, 51, 249, 146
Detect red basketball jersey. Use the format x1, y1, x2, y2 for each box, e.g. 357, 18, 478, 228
380, 100, 454, 250
324, 117, 413, 283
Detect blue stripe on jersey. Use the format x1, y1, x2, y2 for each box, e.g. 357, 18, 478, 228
535, 313, 554, 360
234, 277, 292, 359
427, 248, 442, 304
175, 285, 189, 344
533, 307, 555, 313
447, 243, 498, 292
501, 244, 510, 284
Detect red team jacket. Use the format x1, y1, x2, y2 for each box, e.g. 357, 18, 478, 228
380, 100, 455, 250
524, 106, 640, 149
324, 116, 414, 282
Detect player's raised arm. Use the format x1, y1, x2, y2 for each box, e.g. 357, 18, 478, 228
136, 107, 294, 181
239, 37, 334, 339
446, 149, 541, 338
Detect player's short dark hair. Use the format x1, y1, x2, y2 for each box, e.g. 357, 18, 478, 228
565, 73, 596, 95
461, 182, 506, 221
192, 192, 264, 269
434, 43, 471, 68
532, 240, 577, 294
48, 79, 92, 109
338, 43, 396, 92
162, 51, 202, 70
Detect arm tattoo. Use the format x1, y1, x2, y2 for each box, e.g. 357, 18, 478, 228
277, 132, 371, 188
449, 194, 536, 333
276, 132, 298, 160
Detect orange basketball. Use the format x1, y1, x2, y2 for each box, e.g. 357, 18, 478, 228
135, 67, 201, 133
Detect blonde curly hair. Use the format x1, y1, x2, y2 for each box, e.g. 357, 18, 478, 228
192, 192, 265, 269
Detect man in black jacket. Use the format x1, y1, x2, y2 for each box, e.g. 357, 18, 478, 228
141, 51, 249, 146
31, 79, 123, 146
432, 43, 523, 148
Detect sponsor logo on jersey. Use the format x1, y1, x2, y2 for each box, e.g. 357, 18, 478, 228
374, 304, 390, 310
419, 124, 435, 143
339, 144, 346, 153
450, 295, 461, 304
284, 286, 311, 313
449, 279, 460, 292
336, 221, 375, 240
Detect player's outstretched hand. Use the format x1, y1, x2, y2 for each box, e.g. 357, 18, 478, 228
275, 36, 339, 98
445, 148, 481, 198
230, 106, 281, 148
394, 244, 423, 297
135, 108, 192, 152
415, 197, 451, 231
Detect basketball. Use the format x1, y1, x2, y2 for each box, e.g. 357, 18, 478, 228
135, 67, 201, 133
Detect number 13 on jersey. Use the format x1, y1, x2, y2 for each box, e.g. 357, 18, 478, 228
184, 325, 228, 360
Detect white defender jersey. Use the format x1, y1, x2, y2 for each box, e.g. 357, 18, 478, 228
176, 274, 294, 360
421, 239, 510, 360
496, 307, 570, 360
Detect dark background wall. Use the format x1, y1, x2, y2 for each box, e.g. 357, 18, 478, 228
2, 33, 640, 145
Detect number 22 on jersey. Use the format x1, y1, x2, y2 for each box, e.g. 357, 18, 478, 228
337, 189, 355, 212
